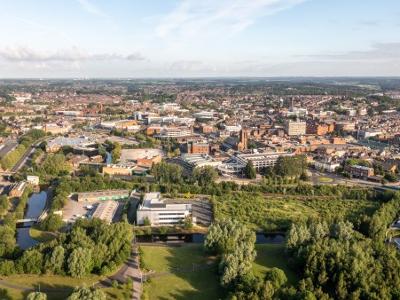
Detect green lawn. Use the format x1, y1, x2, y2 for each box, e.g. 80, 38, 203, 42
0, 274, 122, 300
317, 176, 334, 183
253, 244, 298, 285
141, 244, 223, 300
29, 227, 58, 243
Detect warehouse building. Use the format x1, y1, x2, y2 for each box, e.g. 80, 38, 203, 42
77, 189, 130, 202
91, 200, 119, 224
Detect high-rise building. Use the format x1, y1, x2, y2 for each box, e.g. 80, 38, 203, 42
285, 120, 306, 136
237, 129, 248, 151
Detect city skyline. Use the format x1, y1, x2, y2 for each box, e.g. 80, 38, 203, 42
0, 0, 399, 78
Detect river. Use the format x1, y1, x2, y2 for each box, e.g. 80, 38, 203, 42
136, 233, 285, 244
16, 191, 47, 250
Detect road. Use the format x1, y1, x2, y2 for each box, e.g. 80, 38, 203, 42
11, 146, 35, 172
0, 140, 17, 158
310, 169, 387, 188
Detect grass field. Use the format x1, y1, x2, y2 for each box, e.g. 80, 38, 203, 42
141, 244, 222, 300
141, 243, 299, 300
253, 244, 298, 285
0, 274, 125, 299
29, 227, 57, 243
317, 176, 334, 183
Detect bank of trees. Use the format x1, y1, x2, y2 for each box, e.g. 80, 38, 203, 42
285, 218, 400, 299
273, 155, 307, 178
244, 161, 256, 179
205, 220, 309, 299
0, 218, 133, 277
205, 220, 256, 287
0, 129, 45, 170
151, 161, 183, 184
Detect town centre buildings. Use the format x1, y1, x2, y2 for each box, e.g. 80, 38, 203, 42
137, 192, 193, 226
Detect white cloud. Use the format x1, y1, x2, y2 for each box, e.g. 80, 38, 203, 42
0, 46, 146, 62
76, 0, 108, 18
303, 42, 400, 62
156, 0, 306, 39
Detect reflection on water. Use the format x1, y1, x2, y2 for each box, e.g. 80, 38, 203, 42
106, 152, 112, 164
16, 191, 47, 250
25, 191, 47, 219
17, 227, 39, 250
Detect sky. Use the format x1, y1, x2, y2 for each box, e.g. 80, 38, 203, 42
0, 0, 399, 78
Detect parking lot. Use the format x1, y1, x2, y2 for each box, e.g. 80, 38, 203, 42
62, 196, 125, 224
62, 197, 96, 223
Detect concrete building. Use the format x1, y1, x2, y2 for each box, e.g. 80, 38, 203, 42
102, 164, 135, 177
9, 181, 27, 198
345, 165, 374, 179
235, 152, 293, 170
91, 200, 119, 224
77, 189, 130, 202
285, 120, 306, 136
184, 142, 210, 155
313, 160, 340, 172
46, 136, 95, 153
137, 192, 192, 226
26, 175, 40, 185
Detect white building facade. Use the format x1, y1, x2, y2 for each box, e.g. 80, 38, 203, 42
137, 193, 193, 226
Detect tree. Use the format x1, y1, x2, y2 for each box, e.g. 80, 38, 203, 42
244, 161, 256, 179
193, 166, 218, 186
26, 292, 47, 300
67, 286, 106, 300
384, 172, 398, 182
67, 247, 92, 278
111, 142, 121, 163
46, 245, 65, 274
274, 155, 307, 178
205, 220, 256, 287
39, 213, 64, 232
17, 249, 43, 274
151, 161, 183, 184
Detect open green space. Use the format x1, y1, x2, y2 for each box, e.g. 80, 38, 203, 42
0, 274, 122, 300
141, 244, 222, 300
141, 244, 300, 300
214, 193, 380, 231
253, 244, 298, 285
317, 176, 334, 183
29, 227, 57, 243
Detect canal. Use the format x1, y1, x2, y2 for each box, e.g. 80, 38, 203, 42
16, 191, 47, 250
136, 233, 285, 244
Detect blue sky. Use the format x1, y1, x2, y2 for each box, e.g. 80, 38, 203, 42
0, 0, 399, 77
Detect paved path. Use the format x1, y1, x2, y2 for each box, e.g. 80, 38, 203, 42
98, 242, 142, 300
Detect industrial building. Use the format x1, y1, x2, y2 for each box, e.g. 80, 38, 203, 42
91, 200, 119, 224
137, 192, 193, 226
77, 189, 130, 202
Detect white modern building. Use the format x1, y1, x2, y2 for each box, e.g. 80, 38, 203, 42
234, 152, 293, 170
285, 120, 306, 136
137, 193, 193, 226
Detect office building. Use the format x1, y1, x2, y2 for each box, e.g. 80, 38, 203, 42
285, 120, 306, 136
137, 192, 193, 226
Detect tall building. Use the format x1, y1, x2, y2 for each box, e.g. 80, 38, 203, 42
237, 129, 248, 151
285, 120, 306, 136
